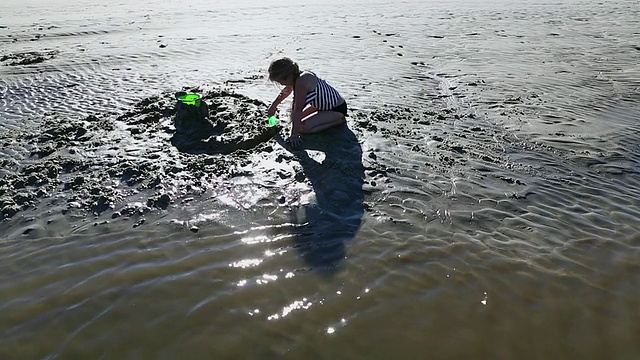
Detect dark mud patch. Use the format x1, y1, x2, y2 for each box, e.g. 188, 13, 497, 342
116, 89, 281, 155
1, 80, 546, 239
0, 50, 58, 66
0, 88, 285, 223
0, 87, 382, 245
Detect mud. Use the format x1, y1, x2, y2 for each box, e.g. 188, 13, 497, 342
0, 51, 58, 66
0, 83, 534, 234
116, 89, 281, 154
0, 87, 383, 231
0, 88, 285, 222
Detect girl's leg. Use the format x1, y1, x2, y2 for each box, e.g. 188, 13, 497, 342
300, 111, 345, 134
301, 105, 319, 120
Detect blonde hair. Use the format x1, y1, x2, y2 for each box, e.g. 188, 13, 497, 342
268, 57, 300, 82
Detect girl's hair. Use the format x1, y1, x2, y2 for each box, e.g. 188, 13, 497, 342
268, 58, 300, 82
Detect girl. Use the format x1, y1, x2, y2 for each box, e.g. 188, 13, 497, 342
267, 58, 347, 147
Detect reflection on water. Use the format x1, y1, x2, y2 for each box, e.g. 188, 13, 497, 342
276, 124, 364, 274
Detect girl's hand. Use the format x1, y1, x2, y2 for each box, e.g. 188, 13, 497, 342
286, 131, 302, 148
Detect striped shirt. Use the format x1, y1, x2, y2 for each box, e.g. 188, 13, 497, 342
303, 71, 343, 110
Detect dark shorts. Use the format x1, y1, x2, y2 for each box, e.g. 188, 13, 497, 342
330, 101, 348, 116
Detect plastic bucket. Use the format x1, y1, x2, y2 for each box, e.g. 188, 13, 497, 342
176, 93, 202, 107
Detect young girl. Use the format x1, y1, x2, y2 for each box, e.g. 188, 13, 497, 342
267, 58, 347, 147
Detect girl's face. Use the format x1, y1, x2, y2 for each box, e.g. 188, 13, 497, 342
275, 75, 293, 87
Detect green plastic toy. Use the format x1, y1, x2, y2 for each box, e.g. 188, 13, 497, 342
268, 115, 277, 126
177, 93, 201, 107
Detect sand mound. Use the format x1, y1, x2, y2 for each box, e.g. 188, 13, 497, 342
0, 88, 284, 222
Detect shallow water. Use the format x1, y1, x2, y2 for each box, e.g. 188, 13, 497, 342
1, 0, 640, 358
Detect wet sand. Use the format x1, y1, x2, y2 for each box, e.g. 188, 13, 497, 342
1, 0, 640, 358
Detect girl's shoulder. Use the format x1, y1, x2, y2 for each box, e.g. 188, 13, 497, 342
300, 70, 318, 80
297, 71, 318, 89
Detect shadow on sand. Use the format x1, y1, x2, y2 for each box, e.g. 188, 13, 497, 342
275, 123, 365, 275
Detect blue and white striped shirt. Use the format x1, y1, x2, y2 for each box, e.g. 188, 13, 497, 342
303, 72, 343, 110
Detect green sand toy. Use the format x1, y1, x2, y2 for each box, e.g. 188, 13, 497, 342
177, 93, 202, 107
268, 115, 277, 126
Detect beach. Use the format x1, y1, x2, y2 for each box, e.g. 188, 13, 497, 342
1, 0, 640, 358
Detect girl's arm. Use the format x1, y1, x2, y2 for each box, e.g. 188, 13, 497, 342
290, 77, 310, 136
269, 86, 293, 111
